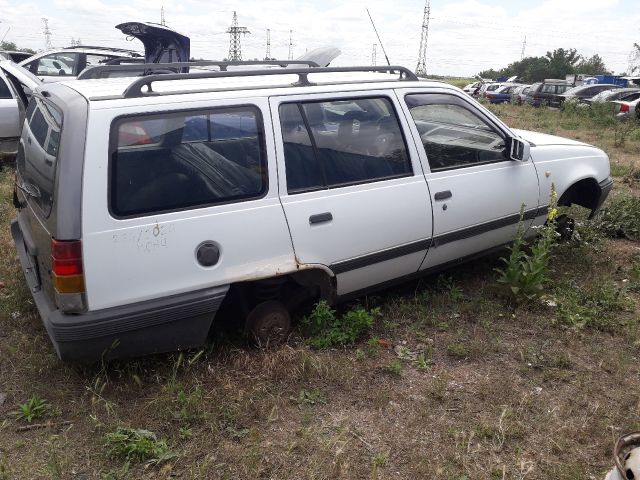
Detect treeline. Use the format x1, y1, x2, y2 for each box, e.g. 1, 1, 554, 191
478, 48, 610, 83
0, 41, 35, 54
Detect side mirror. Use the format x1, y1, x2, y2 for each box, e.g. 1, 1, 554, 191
507, 136, 530, 161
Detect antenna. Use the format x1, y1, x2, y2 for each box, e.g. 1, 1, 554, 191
226, 11, 250, 61
161, 6, 166, 26
42, 17, 52, 50
366, 9, 390, 66
372, 43, 377, 66
520, 35, 527, 60
265, 28, 271, 60
415, 0, 431, 77
288, 30, 294, 60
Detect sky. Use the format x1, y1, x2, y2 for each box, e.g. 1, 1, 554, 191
0, 0, 638, 77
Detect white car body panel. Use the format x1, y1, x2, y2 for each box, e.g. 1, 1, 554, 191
81, 98, 297, 310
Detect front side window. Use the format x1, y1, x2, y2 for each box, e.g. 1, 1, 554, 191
405, 94, 506, 172
110, 106, 267, 217
279, 97, 412, 194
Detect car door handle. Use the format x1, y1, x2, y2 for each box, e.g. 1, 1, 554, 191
434, 190, 452, 201
309, 212, 333, 225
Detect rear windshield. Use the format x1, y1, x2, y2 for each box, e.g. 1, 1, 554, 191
16, 97, 63, 218
110, 106, 267, 218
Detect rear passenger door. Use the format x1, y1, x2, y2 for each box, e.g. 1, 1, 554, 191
270, 92, 433, 296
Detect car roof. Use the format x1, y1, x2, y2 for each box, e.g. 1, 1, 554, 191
48, 70, 454, 106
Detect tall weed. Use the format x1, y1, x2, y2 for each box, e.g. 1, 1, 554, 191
495, 188, 559, 302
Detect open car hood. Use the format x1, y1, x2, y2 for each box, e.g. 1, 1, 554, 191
115, 22, 190, 64
0, 60, 41, 91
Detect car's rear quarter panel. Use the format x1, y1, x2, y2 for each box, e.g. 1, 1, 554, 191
80, 100, 298, 311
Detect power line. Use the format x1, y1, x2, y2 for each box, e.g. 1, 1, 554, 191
226, 11, 250, 61
41, 18, 52, 50
415, 0, 431, 76
265, 28, 271, 60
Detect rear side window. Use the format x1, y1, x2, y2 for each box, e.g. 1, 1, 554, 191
110, 106, 267, 218
17, 98, 63, 217
279, 97, 412, 194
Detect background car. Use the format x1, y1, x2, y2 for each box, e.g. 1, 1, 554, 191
613, 98, 640, 121
580, 87, 640, 106
560, 83, 621, 106
486, 84, 518, 104
20, 46, 142, 83
0, 61, 41, 161
477, 82, 503, 98
463, 81, 482, 94
525, 80, 571, 107
510, 84, 531, 105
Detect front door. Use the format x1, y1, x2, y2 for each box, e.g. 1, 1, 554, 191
396, 90, 540, 271
270, 92, 433, 296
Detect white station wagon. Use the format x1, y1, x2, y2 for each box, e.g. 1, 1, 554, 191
11, 64, 612, 360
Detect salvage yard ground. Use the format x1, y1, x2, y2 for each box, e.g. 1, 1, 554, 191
0, 103, 639, 479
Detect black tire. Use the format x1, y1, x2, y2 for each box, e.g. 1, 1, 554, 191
555, 214, 575, 241
245, 300, 291, 347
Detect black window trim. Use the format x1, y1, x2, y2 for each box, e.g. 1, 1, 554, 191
108, 103, 269, 220
279, 94, 415, 195
404, 91, 511, 173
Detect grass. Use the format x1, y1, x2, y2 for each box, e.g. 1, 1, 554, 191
104, 427, 174, 464
0, 106, 639, 478
14, 395, 49, 423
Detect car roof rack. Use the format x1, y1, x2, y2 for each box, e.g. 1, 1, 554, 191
78, 59, 321, 79
120, 65, 418, 99
62, 45, 142, 56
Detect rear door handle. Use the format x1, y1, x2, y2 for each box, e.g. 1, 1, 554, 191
309, 212, 333, 225
434, 190, 452, 201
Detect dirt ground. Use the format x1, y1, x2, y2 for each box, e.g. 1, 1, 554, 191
0, 103, 639, 479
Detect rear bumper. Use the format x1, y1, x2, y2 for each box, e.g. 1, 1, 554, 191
11, 219, 228, 361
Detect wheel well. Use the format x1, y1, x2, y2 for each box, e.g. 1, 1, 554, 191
219, 269, 336, 320
558, 178, 600, 212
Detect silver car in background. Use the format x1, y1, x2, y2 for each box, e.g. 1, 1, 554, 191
0, 61, 41, 161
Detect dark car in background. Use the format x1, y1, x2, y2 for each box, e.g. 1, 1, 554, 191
559, 84, 621, 106
525, 80, 571, 107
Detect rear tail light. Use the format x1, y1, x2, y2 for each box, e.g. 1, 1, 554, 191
619, 103, 629, 113
51, 239, 85, 295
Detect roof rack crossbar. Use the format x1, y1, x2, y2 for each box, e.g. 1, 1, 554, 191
78, 59, 321, 79
122, 65, 418, 98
